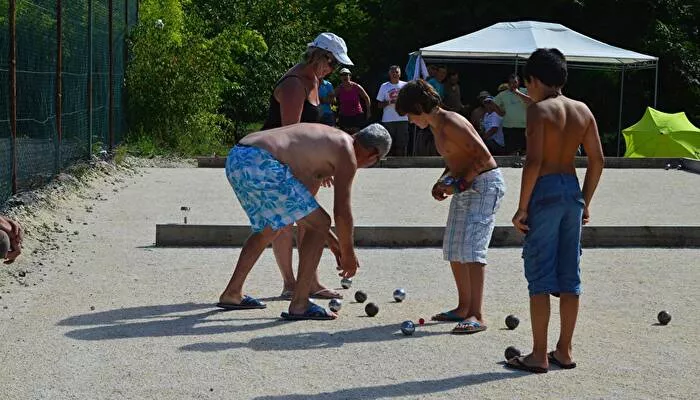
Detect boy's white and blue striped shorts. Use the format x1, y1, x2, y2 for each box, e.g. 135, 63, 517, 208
443, 169, 506, 264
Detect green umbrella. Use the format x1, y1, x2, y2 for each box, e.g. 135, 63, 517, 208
623, 107, 700, 159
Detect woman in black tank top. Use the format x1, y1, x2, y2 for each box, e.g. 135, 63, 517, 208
261, 46, 339, 130
261, 33, 354, 301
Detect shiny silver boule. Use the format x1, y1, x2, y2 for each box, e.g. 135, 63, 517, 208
328, 298, 342, 312
393, 288, 406, 302
340, 278, 352, 289
400, 320, 415, 336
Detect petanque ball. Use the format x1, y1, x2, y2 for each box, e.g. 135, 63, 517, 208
657, 310, 671, 325
505, 346, 521, 360
328, 298, 342, 313
505, 314, 520, 330
365, 302, 379, 317
354, 290, 367, 303
0, 231, 10, 259
393, 288, 406, 302
340, 278, 352, 289
400, 320, 415, 335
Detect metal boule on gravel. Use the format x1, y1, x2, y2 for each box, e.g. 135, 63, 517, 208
400, 320, 415, 335
365, 302, 379, 317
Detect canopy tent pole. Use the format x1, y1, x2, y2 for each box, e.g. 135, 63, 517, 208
654, 61, 659, 108
514, 55, 518, 74
616, 66, 626, 157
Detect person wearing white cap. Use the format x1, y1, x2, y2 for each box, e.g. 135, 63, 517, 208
259, 32, 353, 302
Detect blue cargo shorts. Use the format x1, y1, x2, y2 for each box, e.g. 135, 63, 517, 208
522, 174, 585, 296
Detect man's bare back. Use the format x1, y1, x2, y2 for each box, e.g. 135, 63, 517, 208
240, 123, 356, 189
527, 95, 598, 176
432, 110, 497, 180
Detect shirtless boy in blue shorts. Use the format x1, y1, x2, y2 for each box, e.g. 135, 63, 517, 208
396, 80, 506, 334
508, 48, 604, 373
218, 123, 391, 320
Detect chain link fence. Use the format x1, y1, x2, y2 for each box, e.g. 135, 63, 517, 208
0, 0, 137, 203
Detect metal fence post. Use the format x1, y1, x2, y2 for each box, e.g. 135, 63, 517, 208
87, 0, 93, 158
9, 0, 17, 194
108, 0, 114, 150
56, 0, 63, 171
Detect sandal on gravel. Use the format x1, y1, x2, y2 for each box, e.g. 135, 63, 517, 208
309, 288, 343, 300
451, 320, 487, 334
431, 310, 465, 322
216, 295, 266, 310
280, 303, 337, 321
505, 356, 548, 374
548, 351, 577, 369
280, 290, 294, 300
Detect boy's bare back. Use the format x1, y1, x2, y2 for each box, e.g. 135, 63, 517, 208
528, 95, 601, 176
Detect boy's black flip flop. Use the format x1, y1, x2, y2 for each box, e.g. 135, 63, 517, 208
548, 351, 577, 369
505, 356, 548, 374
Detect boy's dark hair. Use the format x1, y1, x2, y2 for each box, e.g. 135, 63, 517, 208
523, 48, 568, 88
395, 80, 441, 116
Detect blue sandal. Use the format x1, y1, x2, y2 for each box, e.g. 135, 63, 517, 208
431, 310, 465, 322
216, 295, 267, 310
281, 303, 337, 321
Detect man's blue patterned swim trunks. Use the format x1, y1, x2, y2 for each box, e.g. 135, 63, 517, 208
225, 145, 319, 233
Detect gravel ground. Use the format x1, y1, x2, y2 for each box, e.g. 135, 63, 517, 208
0, 164, 698, 399
138, 167, 700, 227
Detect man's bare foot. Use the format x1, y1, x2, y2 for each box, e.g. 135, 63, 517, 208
431, 308, 469, 322
309, 284, 342, 299
218, 293, 243, 305
506, 353, 548, 373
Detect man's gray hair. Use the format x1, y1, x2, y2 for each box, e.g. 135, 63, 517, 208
355, 123, 392, 160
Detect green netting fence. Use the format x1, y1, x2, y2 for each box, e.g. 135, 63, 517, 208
0, 0, 137, 203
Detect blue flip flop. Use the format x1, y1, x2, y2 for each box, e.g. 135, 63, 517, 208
431, 310, 464, 322
280, 303, 337, 321
216, 295, 267, 310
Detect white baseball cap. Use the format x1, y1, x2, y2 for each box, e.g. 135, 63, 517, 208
339, 67, 351, 75
308, 32, 353, 66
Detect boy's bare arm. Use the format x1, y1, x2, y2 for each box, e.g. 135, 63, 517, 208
581, 111, 604, 212
518, 106, 545, 211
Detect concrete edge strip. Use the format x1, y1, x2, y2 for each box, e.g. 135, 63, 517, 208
682, 158, 700, 174
197, 156, 688, 169
155, 225, 700, 248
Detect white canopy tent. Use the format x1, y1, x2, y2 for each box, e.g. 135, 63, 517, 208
415, 21, 659, 155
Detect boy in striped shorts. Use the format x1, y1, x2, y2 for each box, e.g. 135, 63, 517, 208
396, 80, 505, 334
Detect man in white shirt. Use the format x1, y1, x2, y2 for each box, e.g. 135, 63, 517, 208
376, 65, 409, 156
482, 96, 506, 156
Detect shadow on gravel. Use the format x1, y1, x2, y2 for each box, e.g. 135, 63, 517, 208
58, 303, 278, 340
250, 371, 524, 400
180, 322, 450, 353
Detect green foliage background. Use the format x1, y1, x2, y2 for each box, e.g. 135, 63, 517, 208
125, 0, 700, 156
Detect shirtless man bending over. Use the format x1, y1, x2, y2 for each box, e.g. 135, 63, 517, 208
218, 123, 392, 320
396, 80, 506, 334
